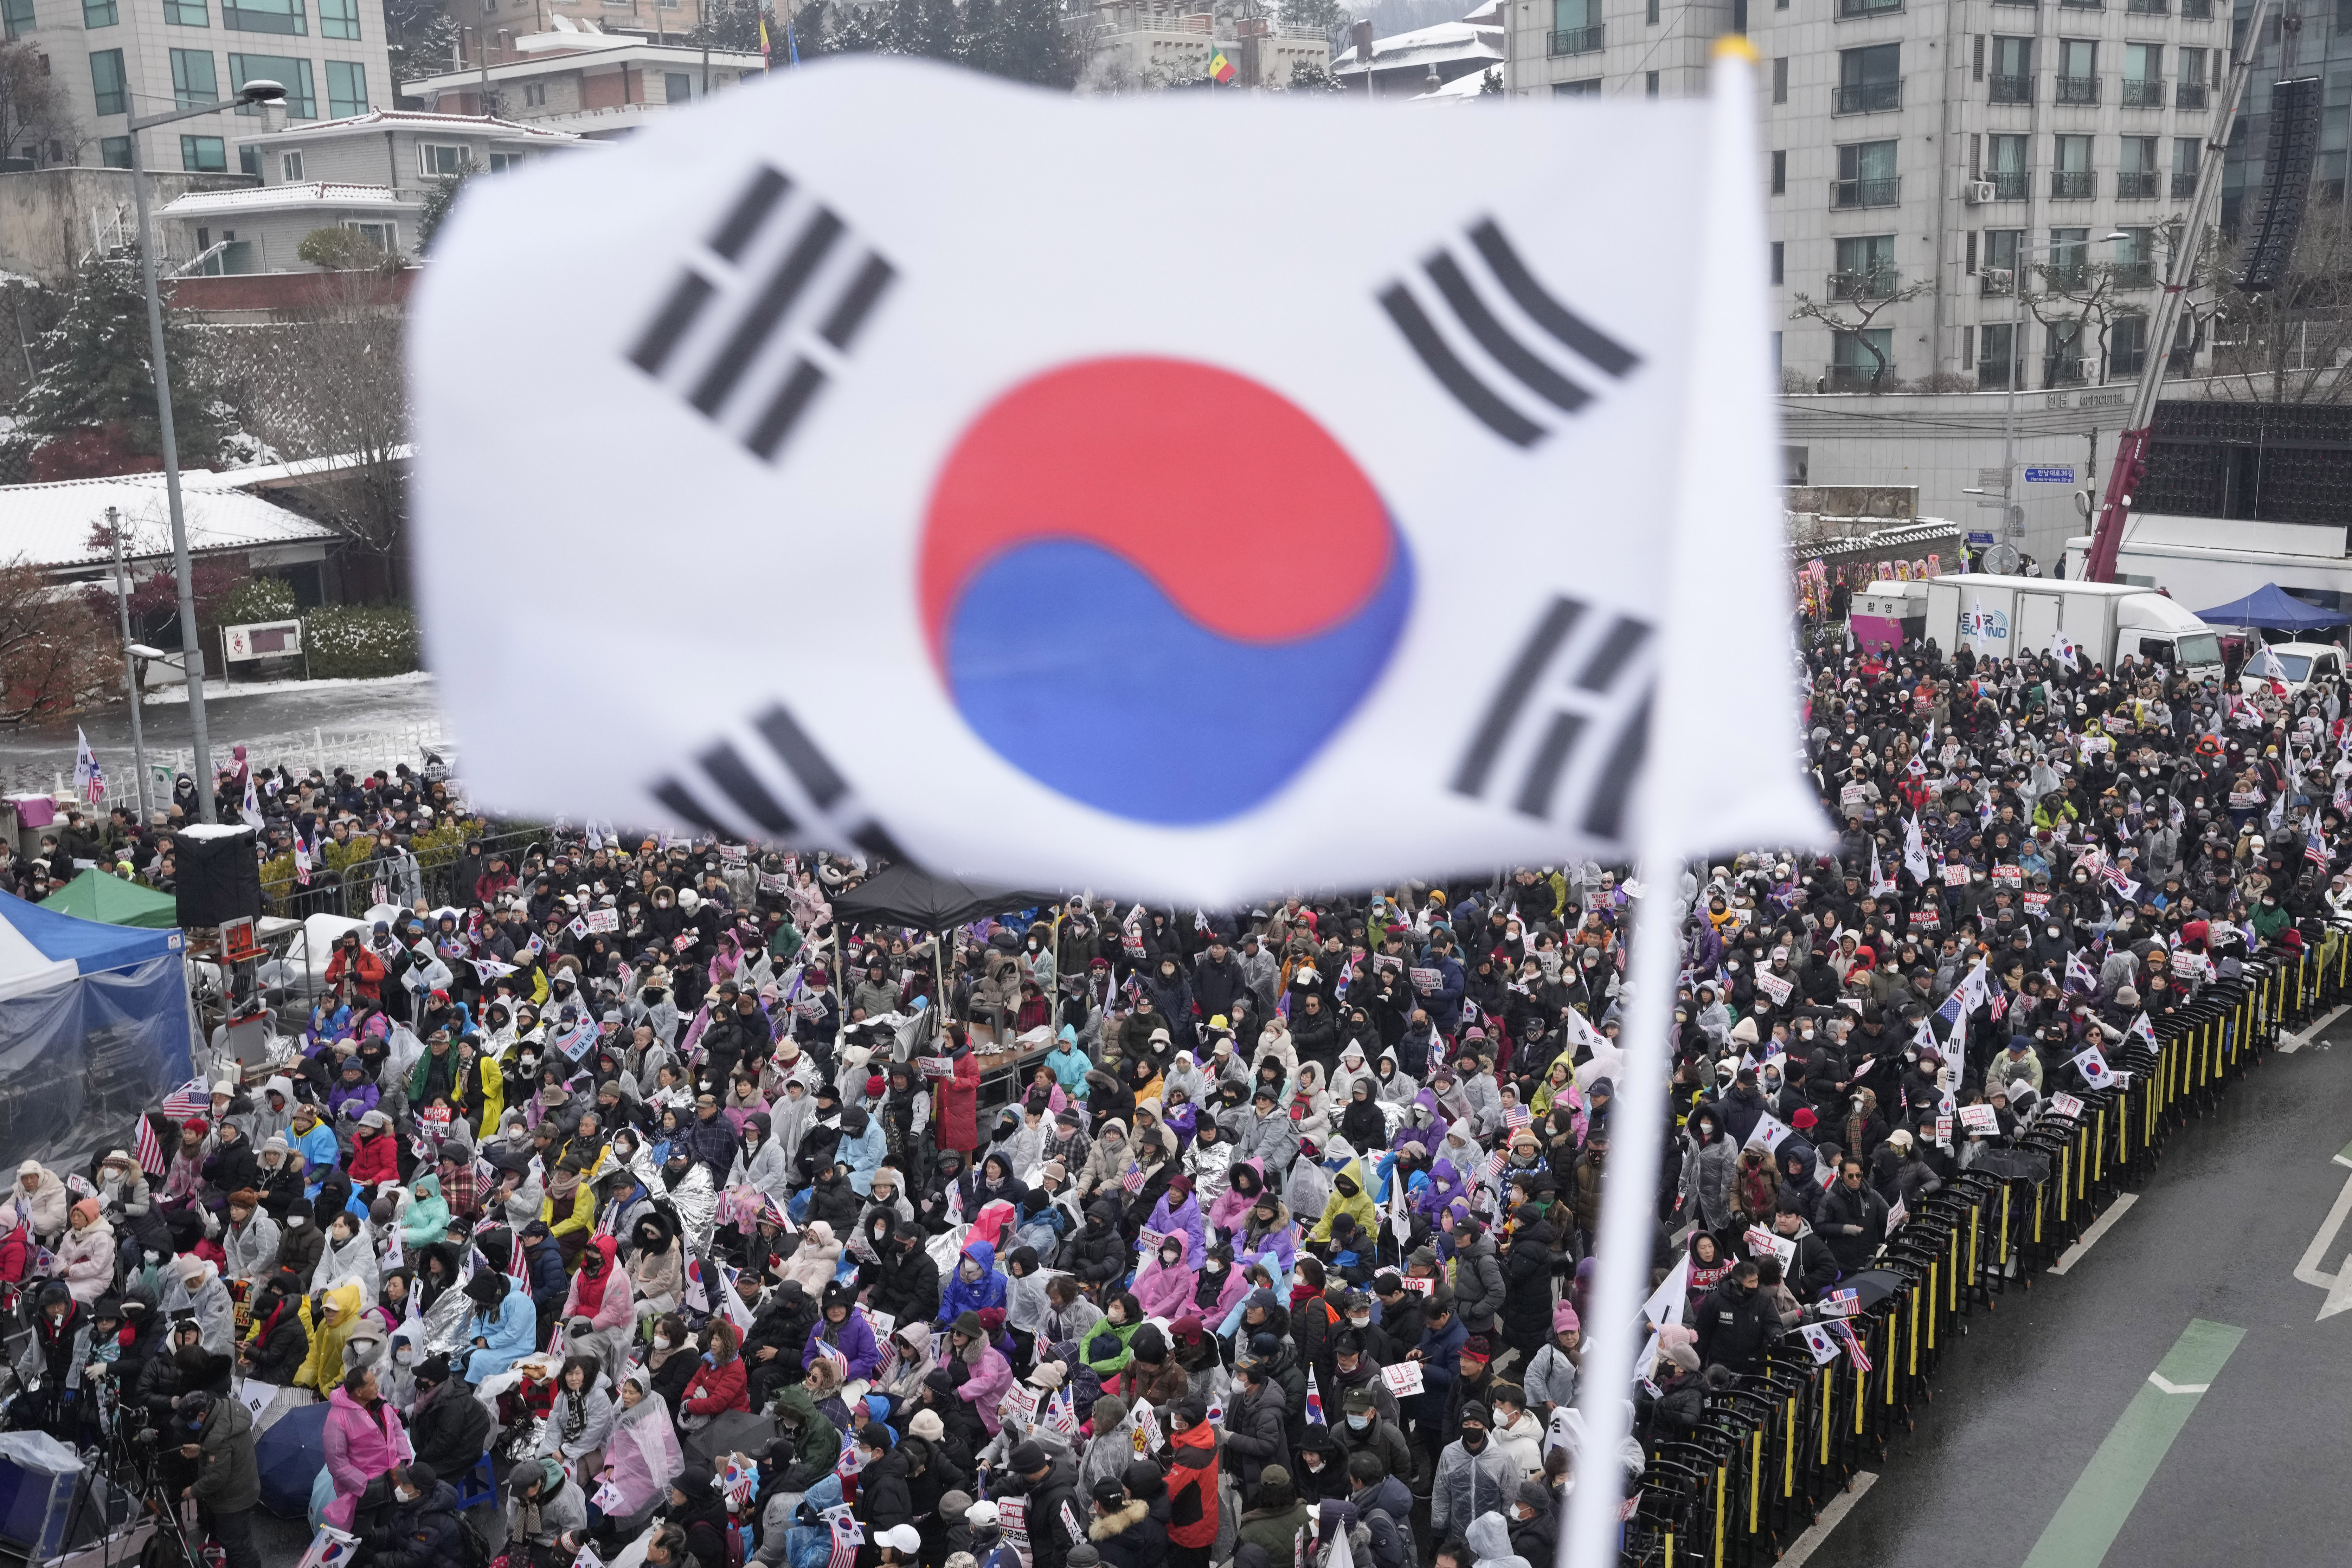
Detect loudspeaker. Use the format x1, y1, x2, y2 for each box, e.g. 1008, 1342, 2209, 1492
2242, 76, 2322, 293
173, 825, 262, 929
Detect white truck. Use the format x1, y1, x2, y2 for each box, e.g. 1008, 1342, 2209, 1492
1921, 573, 2224, 679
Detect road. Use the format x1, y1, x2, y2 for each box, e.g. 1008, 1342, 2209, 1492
0, 675, 448, 795
1800, 1015, 2352, 1567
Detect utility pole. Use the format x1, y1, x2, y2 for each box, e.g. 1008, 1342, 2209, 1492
108, 508, 152, 824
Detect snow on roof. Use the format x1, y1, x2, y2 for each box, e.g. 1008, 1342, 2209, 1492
1409, 62, 1502, 101
216, 447, 415, 489
1330, 20, 1502, 73
158, 181, 421, 218
238, 108, 587, 145
0, 472, 335, 571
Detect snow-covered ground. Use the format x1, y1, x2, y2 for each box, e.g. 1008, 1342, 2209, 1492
141, 668, 435, 705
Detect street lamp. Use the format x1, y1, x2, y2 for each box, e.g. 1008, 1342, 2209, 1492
125, 75, 283, 816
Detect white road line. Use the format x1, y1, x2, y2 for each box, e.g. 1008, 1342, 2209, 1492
2281, 1004, 2348, 1054
2049, 1193, 2138, 1276
2147, 1373, 2211, 1395
1778, 1471, 1879, 1568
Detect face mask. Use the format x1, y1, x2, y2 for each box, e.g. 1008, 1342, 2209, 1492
1347, 1414, 1370, 1431
1460, 1430, 1487, 1452
286, 1216, 304, 1229
1206, 1259, 1224, 1273
654, 1335, 673, 1351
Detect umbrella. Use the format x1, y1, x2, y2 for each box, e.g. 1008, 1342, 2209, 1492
256, 1400, 329, 1517
1968, 1146, 2052, 1183
829, 865, 1062, 932
681, 1409, 776, 1468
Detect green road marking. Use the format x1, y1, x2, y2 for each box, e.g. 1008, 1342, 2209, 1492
2019, 1319, 2244, 1568
2336, 1134, 2352, 1168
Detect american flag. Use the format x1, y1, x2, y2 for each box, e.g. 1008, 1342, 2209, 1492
2310, 823, 2331, 869
506, 1230, 530, 1282
133, 1116, 167, 1178
1503, 1104, 1532, 1131
1827, 1316, 1871, 1372
824, 1507, 863, 1568
160, 1079, 211, 1118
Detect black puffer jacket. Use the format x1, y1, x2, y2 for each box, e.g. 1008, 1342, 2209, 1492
1499, 1218, 1559, 1353
1064, 1202, 1128, 1286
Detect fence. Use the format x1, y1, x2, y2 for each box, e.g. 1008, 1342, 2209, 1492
1623, 927, 2348, 1566
257, 823, 547, 921
68, 724, 456, 818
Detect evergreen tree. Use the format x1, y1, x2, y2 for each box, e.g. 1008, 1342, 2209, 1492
5, 255, 224, 480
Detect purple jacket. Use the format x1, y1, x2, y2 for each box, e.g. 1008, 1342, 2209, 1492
800, 1309, 880, 1381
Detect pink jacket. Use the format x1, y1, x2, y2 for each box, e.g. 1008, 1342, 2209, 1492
1134, 1256, 1197, 1321
561, 1236, 634, 1331
959, 1342, 1014, 1437
321, 1386, 413, 1529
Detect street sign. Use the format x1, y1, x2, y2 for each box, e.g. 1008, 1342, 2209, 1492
2025, 465, 2076, 484
1966, 530, 1996, 545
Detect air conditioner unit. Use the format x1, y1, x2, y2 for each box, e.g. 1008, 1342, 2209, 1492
1983, 266, 2015, 291
1964, 180, 1997, 205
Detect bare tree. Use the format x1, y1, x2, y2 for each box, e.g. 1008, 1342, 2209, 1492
0, 41, 78, 164
2203, 194, 2352, 405
2020, 253, 2131, 386
1787, 276, 1932, 392
0, 555, 118, 726
203, 269, 409, 589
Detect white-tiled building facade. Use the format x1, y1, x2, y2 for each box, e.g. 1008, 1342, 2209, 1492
1502, 0, 2239, 392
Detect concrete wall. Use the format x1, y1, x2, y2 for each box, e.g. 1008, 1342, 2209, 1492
0, 166, 251, 287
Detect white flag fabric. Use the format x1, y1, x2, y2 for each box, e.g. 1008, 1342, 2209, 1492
72, 729, 100, 804
1742, 1110, 1792, 1154
1903, 814, 1932, 883
2256, 642, 2289, 684
2073, 1044, 2115, 1089
410, 58, 1825, 903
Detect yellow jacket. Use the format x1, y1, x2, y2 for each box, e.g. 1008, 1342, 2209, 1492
294, 1280, 364, 1391
472, 1052, 506, 1137
541, 1178, 596, 1240
1310, 1158, 1377, 1245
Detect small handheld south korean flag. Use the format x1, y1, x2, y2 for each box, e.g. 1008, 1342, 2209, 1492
2073, 1043, 2117, 1090
1798, 1323, 1841, 1365
409, 52, 1826, 904
2050, 627, 2079, 674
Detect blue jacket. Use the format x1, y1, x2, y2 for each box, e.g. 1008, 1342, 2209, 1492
1413, 1312, 1467, 1425
840, 1117, 888, 1195
1045, 1044, 1092, 1095
1413, 954, 1466, 1030
937, 1238, 1009, 1324
292, 1119, 341, 1179
463, 1288, 536, 1383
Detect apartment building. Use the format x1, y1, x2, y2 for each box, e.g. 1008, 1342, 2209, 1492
1076, 0, 1332, 92
1503, 0, 2234, 392
401, 24, 760, 136
1, 0, 392, 172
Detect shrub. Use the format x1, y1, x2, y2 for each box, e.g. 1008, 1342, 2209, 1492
304, 602, 419, 679
297, 227, 396, 271
217, 576, 297, 627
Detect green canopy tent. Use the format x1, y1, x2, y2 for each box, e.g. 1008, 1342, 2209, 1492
42, 869, 181, 930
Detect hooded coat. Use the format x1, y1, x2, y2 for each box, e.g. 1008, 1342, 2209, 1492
937, 1238, 1010, 1324
599, 1369, 685, 1519
322, 1383, 415, 1529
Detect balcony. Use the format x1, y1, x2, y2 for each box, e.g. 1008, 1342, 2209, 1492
2111, 259, 2157, 286
1549, 22, 1603, 53
2056, 74, 2100, 103
2125, 0, 2166, 12
2043, 262, 2088, 288
2171, 170, 2198, 196
1827, 268, 1901, 299
2178, 82, 2209, 109
2180, 0, 2211, 16
1989, 170, 2030, 199
1990, 73, 2034, 102
2051, 169, 2096, 198
1825, 362, 1897, 391
2116, 170, 2161, 197
1978, 360, 2017, 389
1835, 80, 1902, 112
1837, 0, 1904, 14
2121, 77, 2164, 105
1832, 176, 1902, 208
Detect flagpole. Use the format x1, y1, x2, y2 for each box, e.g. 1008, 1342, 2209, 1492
109, 510, 152, 824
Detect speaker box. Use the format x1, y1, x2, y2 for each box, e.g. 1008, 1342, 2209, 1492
173, 825, 262, 929
2242, 76, 2322, 293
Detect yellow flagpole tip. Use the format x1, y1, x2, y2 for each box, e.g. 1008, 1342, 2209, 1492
1713, 33, 1760, 61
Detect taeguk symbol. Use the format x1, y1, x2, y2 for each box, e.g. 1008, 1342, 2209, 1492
919, 356, 1414, 826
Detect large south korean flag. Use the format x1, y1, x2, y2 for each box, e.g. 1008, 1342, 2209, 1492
409, 51, 1827, 902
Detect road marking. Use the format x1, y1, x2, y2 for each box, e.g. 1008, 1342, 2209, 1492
2019, 1319, 2244, 1568
2293, 1168, 2352, 1318
1778, 1470, 1878, 1568
2281, 1004, 2348, 1053
2335, 1135, 2352, 1170
2048, 1193, 2137, 1275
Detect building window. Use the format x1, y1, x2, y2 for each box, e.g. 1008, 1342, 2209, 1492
1987, 132, 2029, 197
0, 0, 32, 37
2121, 42, 2161, 104
488, 149, 519, 170
1835, 44, 1900, 114
1961, 325, 1974, 367
2046, 318, 2086, 384
1980, 321, 2014, 385
1990, 36, 2031, 101
1772, 55, 1786, 102
228, 52, 313, 113
326, 57, 364, 114
170, 46, 217, 105
319, 0, 355, 33
281, 148, 301, 179
2113, 224, 2155, 284
523, 79, 544, 104
2051, 133, 2094, 198
1647, 0, 1659, 19
2055, 37, 2096, 102
1771, 148, 1785, 193
2048, 224, 2090, 286
180, 133, 225, 169
99, 133, 130, 164
89, 47, 126, 113
83, 0, 118, 26
1829, 327, 1895, 390
2177, 46, 2207, 108
1833, 139, 1899, 207
165, 0, 209, 24
2108, 314, 2148, 376
2117, 134, 2158, 197
1549, 0, 1601, 56
418, 140, 468, 174
1645, 69, 1658, 95
222, 0, 302, 32
343, 218, 394, 249
1833, 233, 1898, 296
664, 70, 689, 101
1551, 78, 1600, 95
1771, 239, 1784, 284
237, 143, 257, 173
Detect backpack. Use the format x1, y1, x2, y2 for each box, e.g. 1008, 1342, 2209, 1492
724, 1519, 750, 1568
1362, 1506, 1416, 1568
456, 1513, 494, 1568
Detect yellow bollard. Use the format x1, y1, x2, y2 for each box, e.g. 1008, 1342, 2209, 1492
1749, 1429, 1760, 1535
1785, 1394, 1795, 1497
1715, 1464, 1726, 1568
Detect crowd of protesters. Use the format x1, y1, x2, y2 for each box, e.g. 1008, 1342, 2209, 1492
1, 619, 2343, 1568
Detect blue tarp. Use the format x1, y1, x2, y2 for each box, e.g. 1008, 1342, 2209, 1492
2191, 582, 2350, 631
0, 891, 191, 1176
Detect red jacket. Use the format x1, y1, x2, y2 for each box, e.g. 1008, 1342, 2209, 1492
1165, 1417, 1220, 1548
346, 1130, 399, 1186
684, 1353, 749, 1417
935, 1047, 981, 1155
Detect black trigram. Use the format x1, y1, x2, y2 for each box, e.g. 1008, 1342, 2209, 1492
1452, 595, 1652, 838
652, 702, 907, 862
628, 163, 896, 464
1379, 217, 1639, 449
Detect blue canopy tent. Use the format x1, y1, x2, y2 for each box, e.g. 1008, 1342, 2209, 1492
2191, 582, 2350, 632
0, 891, 191, 1175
